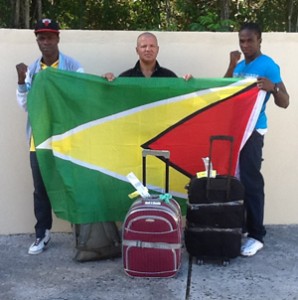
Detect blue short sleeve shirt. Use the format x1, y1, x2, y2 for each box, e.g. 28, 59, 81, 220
233, 54, 281, 129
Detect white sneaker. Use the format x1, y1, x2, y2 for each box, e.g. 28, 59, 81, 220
28, 230, 51, 255
241, 237, 263, 257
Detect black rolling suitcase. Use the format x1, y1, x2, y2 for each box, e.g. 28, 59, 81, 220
184, 135, 245, 265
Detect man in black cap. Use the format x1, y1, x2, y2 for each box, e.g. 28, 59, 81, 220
16, 18, 83, 255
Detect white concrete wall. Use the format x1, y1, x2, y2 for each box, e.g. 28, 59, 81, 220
0, 29, 297, 234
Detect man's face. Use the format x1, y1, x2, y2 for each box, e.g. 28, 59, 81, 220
36, 32, 59, 56
136, 35, 159, 64
238, 29, 261, 60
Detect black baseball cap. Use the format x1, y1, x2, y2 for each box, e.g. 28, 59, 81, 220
34, 18, 60, 34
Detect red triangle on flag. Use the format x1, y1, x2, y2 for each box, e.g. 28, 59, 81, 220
143, 86, 260, 177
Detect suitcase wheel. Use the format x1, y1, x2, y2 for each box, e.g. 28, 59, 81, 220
196, 258, 204, 265
222, 259, 230, 266
194, 256, 230, 266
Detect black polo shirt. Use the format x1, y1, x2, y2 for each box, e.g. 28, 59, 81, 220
119, 61, 177, 78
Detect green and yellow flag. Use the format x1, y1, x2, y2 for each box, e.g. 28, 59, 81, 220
28, 68, 265, 223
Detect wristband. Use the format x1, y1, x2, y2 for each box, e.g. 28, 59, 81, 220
18, 84, 28, 93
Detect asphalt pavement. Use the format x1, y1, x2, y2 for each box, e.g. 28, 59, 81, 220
0, 225, 297, 300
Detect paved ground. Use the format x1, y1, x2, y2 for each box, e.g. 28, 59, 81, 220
0, 225, 297, 300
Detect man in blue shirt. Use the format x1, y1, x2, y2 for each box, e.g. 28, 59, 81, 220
225, 22, 289, 256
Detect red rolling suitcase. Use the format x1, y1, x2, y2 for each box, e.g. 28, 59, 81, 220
122, 149, 183, 278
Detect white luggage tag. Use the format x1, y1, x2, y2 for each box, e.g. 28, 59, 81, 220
126, 172, 151, 198
196, 157, 217, 178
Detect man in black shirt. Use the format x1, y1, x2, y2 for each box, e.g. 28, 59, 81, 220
104, 32, 191, 80
119, 32, 177, 78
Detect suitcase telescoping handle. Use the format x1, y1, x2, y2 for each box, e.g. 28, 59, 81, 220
208, 135, 234, 178
142, 149, 170, 193
207, 135, 234, 199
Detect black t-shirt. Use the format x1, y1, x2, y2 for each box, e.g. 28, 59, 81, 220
119, 61, 177, 78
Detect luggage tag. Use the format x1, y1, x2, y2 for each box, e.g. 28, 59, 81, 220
196, 157, 217, 178
196, 170, 217, 178
126, 172, 151, 198
126, 172, 172, 206
128, 191, 140, 199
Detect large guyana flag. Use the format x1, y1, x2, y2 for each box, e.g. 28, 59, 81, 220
27, 68, 265, 224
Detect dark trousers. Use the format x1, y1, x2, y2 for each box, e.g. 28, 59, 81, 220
30, 151, 52, 239
239, 130, 266, 243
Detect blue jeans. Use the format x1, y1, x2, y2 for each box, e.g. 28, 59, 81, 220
30, 152, 52, 239
239, 130, 266, 243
